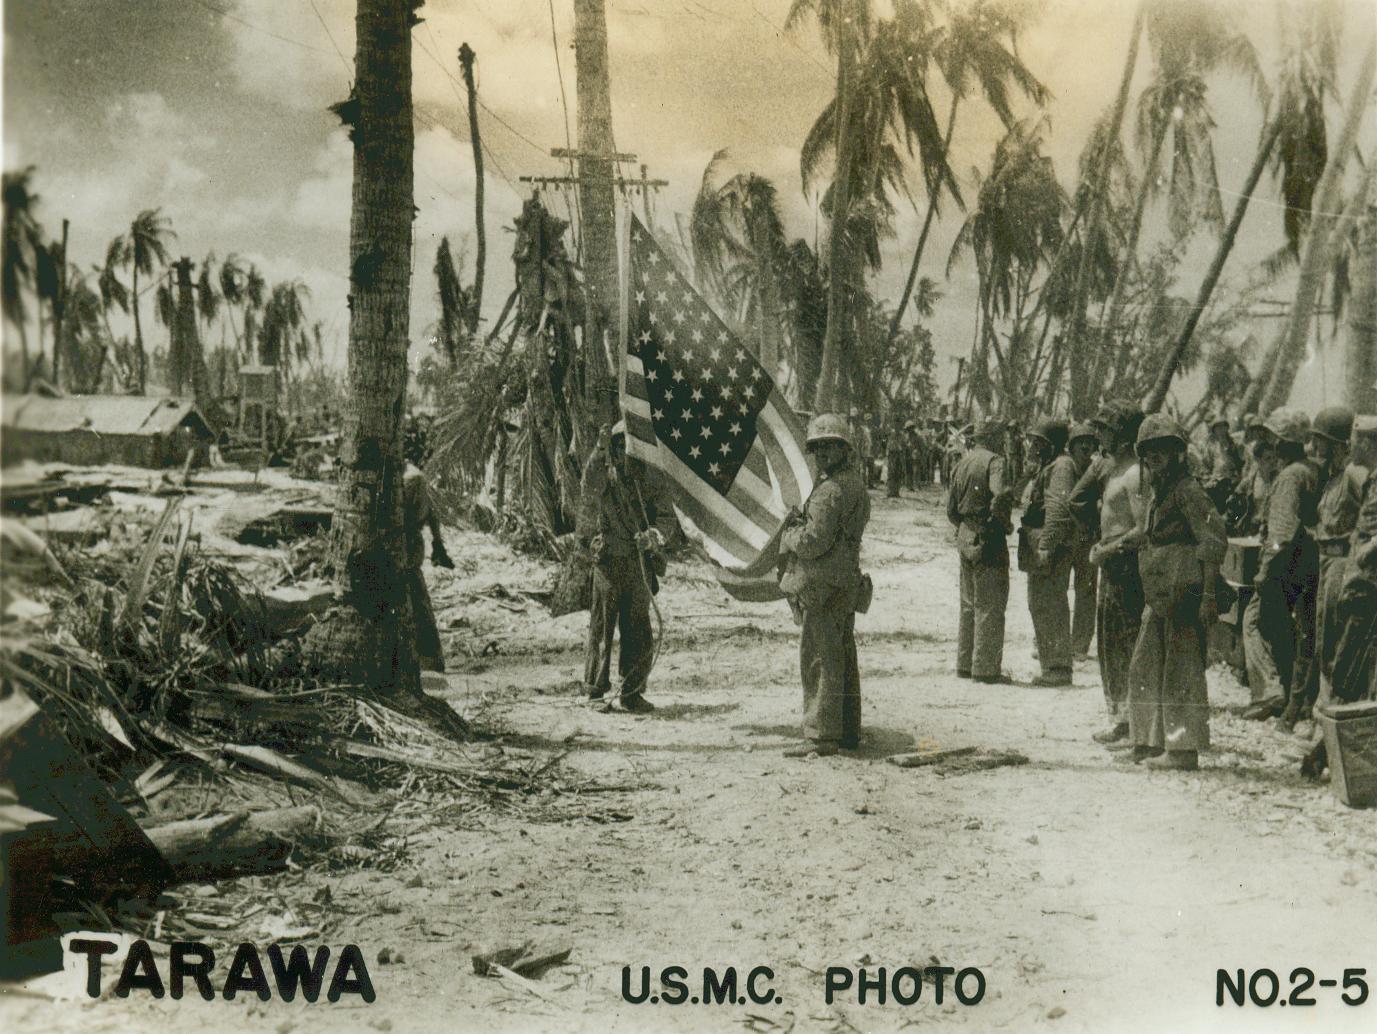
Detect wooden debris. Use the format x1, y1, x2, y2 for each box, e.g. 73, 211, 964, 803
142, 806, 326, 881
221, 743, 372, 806
886, 746, 978, 768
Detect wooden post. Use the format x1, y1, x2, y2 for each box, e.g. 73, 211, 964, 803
457, 43, 485, 339
573, 0, 619, 425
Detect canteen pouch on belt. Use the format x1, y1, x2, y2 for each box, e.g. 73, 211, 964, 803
853, 573, 874, 614
1017, 525, 1042, 573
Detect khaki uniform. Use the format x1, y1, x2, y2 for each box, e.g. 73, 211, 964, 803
1071, 454, 1146, 721
947, 445, 1013, 679
403, 466, 444, 672
1242, 459, 1319, 709
1128, 470, 1226, 751
885, 429, 905, 498
1021, 453, 1079, 680
577, 451, 672, 702
780, 459, 870, 747
1307, 463, 1369, 703
1332, 471, 1377, 701
1070, 454, 1100, 657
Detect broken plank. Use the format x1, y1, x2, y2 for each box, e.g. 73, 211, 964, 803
885, 746, 978, 769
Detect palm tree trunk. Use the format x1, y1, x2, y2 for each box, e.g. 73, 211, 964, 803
1091, 120, 1166, 411
303, 0, 425, 705
1144, 117, 1283, 413
1061, 4, 1143, 417
814, 16, 857, 414
886, 94, 959, 347
1263, 39, 1377, 412
756, 238, 782, 374
51, 220, 68, 390
1347, 162, 1377, 414
131, 264, 146, 394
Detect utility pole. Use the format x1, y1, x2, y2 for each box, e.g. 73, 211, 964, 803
573, 0, 618, 423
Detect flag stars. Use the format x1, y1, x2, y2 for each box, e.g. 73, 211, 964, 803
653, 408, 664, 420
655, 290, 668, 303
689, 445, 701, 459
635, 290, 646, 305
710, 405, 724, 419
691, 328, 703, 343
719, 442, 732, 456
743, 384, 755, 398
708, 462, 721, 476
729, 422, 742, 435
681, 409, 693, 421
709, 347, 722, 362
672, 369, 685, 382
701, 425, 713, 439
727, 366, 740, 381
657, 350, 668, 362
690, 387, 704, 402
670, 427, 682, 440
645, 368, 658, 382
735, 348, 746, 362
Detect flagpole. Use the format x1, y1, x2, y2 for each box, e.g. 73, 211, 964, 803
616, 200, 632, 414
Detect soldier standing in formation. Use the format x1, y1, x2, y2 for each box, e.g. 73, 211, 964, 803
1067, 423, 1100, 657
779, 415, 871, 758
1203, 411, 1244, 511
947, 421, 1014, 684
578, 421, 674, 714
1070, 401, 1146, 745
1019, 418, 1078, 686
885, 416, 906, 499
1126, 415, 1226, 771
1242, 409, 1319, 725
1305, 407, 1365, 706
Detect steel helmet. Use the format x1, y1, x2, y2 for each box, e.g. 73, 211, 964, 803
805, 412, 852, 449
1263, 407, 1310, 446
1206, 411, 1231, 430
1310, 405, 1355, 445
1027, 416, 1069, 452
1135, 413, 1187, 455
972, 420, 1004, 448
1069, 422, 1098, 445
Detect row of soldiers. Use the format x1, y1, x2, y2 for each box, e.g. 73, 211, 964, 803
948, 401, 1377, 773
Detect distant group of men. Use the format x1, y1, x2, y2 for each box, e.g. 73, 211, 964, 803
945, 401, 1377, 774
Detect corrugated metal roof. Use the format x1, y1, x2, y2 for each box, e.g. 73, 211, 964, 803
1, 395, 211, 437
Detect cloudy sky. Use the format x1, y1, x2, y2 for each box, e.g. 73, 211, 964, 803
4, 0, 1374, 404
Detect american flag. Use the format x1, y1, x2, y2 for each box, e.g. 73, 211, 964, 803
620, 215, 813, 600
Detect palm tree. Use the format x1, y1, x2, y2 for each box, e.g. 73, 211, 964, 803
434, 236, 468, 366
257, 279, 311, 376
1147, 0, 1342, 411
303, 0, 430, 707
1346, 168, 1376, 413
1081, 0, 1263, 414
888, 0, 1047, 346
112, 208, 175, 394
242, 264, 267, 363
3, 167, 44, 388
1262, 38, 1377, 410
690, 153, 791, 372
788, 0, 874, 412
948, 118, 1067, 417
93, 237, 130, 390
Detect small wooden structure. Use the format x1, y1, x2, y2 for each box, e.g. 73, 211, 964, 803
1, 394, 214, 469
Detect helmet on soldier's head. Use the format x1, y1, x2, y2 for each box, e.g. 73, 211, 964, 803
1207, 411, 1230, 430
1027, 417, 1069, 452
1311, 405, 1355, 445
1263, 407, 1310, 446
973, 421, 1004, 448
1135, 413, 1187, 456
805, 412, 852, 450
1069, 422, 1097, 446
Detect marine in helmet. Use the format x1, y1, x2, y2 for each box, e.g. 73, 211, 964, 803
1018, 417, 1078, 686
946, 420, 1014, 683
1202, 410, 1244, 510
1067, 423, 1101, 658
402, 433, 455, 673
1300, 406, 1365, 707
778, 413, 872, 757
1239, 408, 1319, 725
577, 419, 676, 713
1124, 414, 1226, 771
1071, 400, 1147, 744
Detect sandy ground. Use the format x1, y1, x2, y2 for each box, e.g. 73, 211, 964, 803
5, 485, 1376, 1034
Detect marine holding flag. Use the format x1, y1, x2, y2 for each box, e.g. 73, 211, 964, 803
619, 216, 813, 599
618, 217, 869, 755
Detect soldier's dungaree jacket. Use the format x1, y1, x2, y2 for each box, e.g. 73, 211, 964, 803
780, 458, 870, 747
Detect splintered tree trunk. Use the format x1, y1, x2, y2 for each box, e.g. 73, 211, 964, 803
132, 264, 146, 394
173, 257, 209, 409
458, 43, 485, 338
303, 0, 422, 701
1263, 39, 1377, 412
1348, 168, 1377, 414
